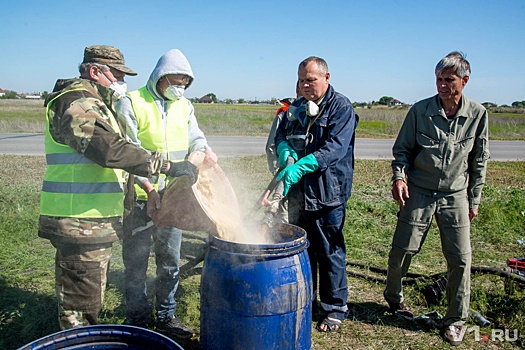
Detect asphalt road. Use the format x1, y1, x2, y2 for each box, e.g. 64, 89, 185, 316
0, 133, 523, 161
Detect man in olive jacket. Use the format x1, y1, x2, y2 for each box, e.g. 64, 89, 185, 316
384, 51, 489, 346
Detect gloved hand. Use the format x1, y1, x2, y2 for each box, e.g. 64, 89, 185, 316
276, 141, 298, 167
165, 160, 199, 185
146, 189, 161, 218
276, 154, 318, 196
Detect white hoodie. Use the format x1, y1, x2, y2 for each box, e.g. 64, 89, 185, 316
116, 49, 208, 189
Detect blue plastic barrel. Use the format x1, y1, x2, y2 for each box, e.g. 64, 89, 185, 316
17, 324, 184, 350
200, 223, 313, 350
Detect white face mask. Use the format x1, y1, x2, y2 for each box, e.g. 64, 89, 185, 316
110, 81, 127, 100
164, 85, 185, 101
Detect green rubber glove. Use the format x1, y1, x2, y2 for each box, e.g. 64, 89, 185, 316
276, 142, 298, 168
276, 154, 318, 196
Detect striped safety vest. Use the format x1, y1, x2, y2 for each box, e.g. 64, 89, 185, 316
128, 87, 189, 200
40, 88, 126, 218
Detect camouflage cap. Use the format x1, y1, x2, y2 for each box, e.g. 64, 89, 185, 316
82, 45, 137, 76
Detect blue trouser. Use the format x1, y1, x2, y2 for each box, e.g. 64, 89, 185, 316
385, 186, 471, 326
288, 188, 348, 318
122, 223, 182, 322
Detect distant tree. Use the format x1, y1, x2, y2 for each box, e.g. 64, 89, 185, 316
41, 91, 49, 100
206, 93, 218, 103
511, 100, 525, 108
238, 98, 246, 104
0, 90, 18, 99
482, 102, 497, 109
378, 96, 394, 105
224, 99, 233, 104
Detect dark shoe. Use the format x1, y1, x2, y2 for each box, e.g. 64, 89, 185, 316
156, 315, 194, 340
441, 325, 465, 346
384, 292, 413, 318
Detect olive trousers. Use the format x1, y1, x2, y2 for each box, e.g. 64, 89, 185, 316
384, 186, 471, 326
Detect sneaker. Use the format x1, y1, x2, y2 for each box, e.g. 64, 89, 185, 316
156, 315, 194, 340
441, 325, 465, 346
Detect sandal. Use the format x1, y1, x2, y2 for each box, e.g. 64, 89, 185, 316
316, 316, 341, 333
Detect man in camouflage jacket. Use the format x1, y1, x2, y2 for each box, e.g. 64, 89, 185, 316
38, 45, 197, 329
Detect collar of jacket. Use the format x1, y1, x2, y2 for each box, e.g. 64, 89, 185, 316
426, 94, 475, 120
45, 78, 113, 107
292, 84, 334, 109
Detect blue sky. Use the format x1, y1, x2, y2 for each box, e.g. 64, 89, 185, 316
1, 0, 524, 105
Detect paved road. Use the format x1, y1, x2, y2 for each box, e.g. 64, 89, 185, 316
0, 133, 523, 161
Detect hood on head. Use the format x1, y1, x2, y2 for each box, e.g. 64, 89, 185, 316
147, 49, 194, 99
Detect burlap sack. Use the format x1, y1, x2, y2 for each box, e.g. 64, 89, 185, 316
152, 159, 242, 240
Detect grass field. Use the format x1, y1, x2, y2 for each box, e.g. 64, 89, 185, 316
1, 99, 524, 348
0, 154, 524, 349
1, 99, 525, 140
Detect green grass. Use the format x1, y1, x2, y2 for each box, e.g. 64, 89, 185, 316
194, 104, 276, 136
2, 100, 525, 140
0, 100, 46, 133
1, 155, 524, 349
1, 100, 524, 348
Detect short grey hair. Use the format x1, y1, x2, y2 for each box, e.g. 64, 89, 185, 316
299, 56, 329, 75
78, 62, 110, 76
435, 51, 471, 78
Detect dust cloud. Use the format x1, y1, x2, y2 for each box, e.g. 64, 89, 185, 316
153, 151, 279, 244
194, 161, 275, 244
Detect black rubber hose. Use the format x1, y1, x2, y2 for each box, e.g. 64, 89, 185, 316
346, 261, 426, 279
346, 261, 525, 285
471, 266, 525, 285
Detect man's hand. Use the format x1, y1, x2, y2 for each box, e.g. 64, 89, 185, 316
276, 154, 318, 196
468, 208, 478, 222
146, 189, 161, 218
188, 148, 218, 168
203, 148, 218, 167
165, 161, 199, 185
276, 142, 298, 168
392, 179, 409, 206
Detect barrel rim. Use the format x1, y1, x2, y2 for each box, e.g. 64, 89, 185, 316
16, 324, 182, 350
208, 223, 308, 256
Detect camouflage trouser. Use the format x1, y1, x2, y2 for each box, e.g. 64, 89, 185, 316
52, 242, 113, 330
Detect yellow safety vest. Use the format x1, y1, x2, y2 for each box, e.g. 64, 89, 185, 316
40, 88, 126, 218
128, 87, 189, 200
